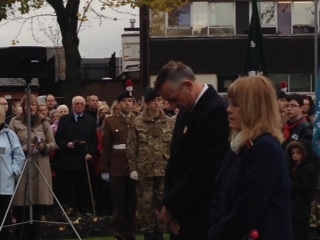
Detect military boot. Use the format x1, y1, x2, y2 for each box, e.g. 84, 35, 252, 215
154, 231, 164, 240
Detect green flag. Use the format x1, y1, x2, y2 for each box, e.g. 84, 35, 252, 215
242, 0, 267, 76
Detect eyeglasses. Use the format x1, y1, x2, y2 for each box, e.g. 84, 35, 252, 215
285, 104, 300, 108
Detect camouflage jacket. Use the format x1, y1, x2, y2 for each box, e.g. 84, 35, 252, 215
127, 109, 174, 177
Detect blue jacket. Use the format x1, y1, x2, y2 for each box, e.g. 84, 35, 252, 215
208, 134, 292, 240
0, 125, 25, 195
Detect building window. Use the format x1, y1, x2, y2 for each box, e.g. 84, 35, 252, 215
192, 2, 209, 35
292, 2, 314, 34
259, 2, 277, 34
217, 75, 238, 93
289, 73, 312, 92
269, 73, 312, 92
277, 2, 291, 34
249, 1, 276, 34
209, 2, 235, 35
167, 4, 191, 36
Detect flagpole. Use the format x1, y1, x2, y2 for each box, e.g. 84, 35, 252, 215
315, 0, 318, 91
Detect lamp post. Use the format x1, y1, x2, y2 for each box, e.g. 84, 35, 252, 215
140, 5, 150, 92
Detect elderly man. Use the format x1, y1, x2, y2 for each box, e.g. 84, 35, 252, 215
55, 96, 97, 215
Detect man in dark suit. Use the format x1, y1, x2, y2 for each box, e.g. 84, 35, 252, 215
55, 96, 97, 215
155, 61, 230, 240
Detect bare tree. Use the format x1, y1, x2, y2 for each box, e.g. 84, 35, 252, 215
0, 0, 188, 103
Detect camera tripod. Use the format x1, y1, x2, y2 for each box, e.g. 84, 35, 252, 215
0, 78, 82, 239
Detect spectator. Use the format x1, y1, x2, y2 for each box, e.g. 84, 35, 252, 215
208, 75, 292, 240
56, 104, 69, 117
110, 100, 120, 116
286, 140, 318, 240
55, 96, 97, 215
38, 104, 50, 122
45, 94, 57, 118
282, 93, 313, 149
9, 94, 57, 240
86, 95, 99, 121
0, 106, 25, 239
94, 104, 112, 216
277, 90, 288, 133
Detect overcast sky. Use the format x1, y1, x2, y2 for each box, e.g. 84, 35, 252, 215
0, 2, 139, 59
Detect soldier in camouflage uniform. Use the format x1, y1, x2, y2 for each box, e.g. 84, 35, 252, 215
128, 89, 174, 240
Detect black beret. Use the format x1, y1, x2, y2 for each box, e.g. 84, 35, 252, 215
277, 90, 286, 99
116, 91, 133, 102
144, 88, 159, 103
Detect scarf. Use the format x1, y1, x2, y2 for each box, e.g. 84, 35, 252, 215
230, 131, 244, 154
283, 118, 306, 140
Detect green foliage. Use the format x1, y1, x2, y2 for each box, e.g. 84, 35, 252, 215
0, 0, 43, 20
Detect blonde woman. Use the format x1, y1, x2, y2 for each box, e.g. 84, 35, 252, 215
208, 76, 292, 240
9, 94, 57, 240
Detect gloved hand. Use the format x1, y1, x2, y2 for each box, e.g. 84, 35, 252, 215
130, 171, 139, 181
101, 172, 110, 182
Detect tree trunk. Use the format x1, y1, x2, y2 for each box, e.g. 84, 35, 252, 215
63, 32, 82, 105
47, 0, 82, 106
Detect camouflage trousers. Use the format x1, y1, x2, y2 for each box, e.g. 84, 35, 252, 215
137, 176, 165, 233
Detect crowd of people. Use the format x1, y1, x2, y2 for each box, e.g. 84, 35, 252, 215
0, 61, 319, 240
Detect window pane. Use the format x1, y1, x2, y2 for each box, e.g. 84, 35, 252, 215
192, 2, 208, 35
292, 2, 314, 26
260, 2, 276, 27
209, 3, 234, 26
278, 3, 291, 34
168, 4, 191, 27
209, 2, 234, 34
269, 74, 289, 90
290, 74, 311, 92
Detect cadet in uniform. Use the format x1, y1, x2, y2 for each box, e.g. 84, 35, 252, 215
128, 89, 174, 240
100, 91, 137, 240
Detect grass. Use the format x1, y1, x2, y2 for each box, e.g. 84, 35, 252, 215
62, 233, 170, 240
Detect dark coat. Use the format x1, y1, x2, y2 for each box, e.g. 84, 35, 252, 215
282, 117, 313, 149
208, 134, 292, 240
163, 85, 230, 240
287, 139, 318, 240
55, 112, 98, 171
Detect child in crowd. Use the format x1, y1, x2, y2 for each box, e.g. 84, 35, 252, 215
287, 139, 318, 240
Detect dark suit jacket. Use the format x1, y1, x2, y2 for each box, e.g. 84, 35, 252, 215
208, 134, 292, 240
55, 112, 98, 171
163, 85, 229, 240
